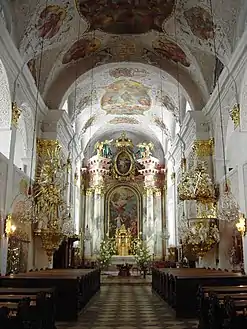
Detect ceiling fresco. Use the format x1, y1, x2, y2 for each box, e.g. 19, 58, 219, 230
74, 0, 175, 34
101, 80, 151, 115
152, 37, 190, 67
62, 37, 101, 64
5, 0, 245, 156
184, 6, 214, 41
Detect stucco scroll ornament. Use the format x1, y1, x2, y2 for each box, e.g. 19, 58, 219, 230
229, 104, 240, 129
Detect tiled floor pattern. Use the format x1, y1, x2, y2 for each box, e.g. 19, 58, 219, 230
57, 285, 198, 329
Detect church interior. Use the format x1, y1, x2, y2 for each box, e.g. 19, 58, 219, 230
1, 0, 247, 328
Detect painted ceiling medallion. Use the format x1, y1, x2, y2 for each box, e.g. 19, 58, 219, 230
184, 6, 214, 41
62, 37, 101, 64
75, 0, 175, 34
109, 117, 139, 125
101, 80, 151, 115
152, 38, 190, 67
37, 5, 67, 40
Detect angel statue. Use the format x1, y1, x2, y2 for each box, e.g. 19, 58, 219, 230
94, 139, 113, 158
136, 142, 154, 159
102, 139, 113, 158
94, 141, 104, 157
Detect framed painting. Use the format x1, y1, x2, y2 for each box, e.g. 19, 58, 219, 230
114, 150, 133, 176
107, 186, 139, 238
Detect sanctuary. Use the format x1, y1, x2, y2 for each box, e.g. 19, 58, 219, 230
82, 132, 166, 260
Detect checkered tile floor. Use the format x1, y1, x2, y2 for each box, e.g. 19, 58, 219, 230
57, 285, 198, 329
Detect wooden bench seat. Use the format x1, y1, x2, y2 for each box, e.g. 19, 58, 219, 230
0, 268, 100, 321
152, 268, 247, 318
198, 285, 247, 329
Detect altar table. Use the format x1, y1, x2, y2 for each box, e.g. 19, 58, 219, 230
111, 255, 136, 265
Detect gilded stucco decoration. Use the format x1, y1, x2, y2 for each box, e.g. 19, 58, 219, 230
192, 139, 214, 157
230, 103, 240, 129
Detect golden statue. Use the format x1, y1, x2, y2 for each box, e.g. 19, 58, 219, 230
115, 224, 131, 256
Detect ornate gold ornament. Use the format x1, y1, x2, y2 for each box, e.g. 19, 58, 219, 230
114, 132, 134, 149
86, 188, 93, 196
192, 139, 214, 157
155, 188, 162, 197
36, 227, 64, 262
178, 161, 215, 203
5, 214, 16, 236
236, 213, 246, 236
36, 139, 61, 158
11, 102, 22, 127
230, 103, 240, 129
182, 220, 220, 257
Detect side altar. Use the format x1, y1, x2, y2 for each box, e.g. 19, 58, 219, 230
81, 133, 166, 261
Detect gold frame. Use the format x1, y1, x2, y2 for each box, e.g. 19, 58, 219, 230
105, 184, 142, 238
113, 149, 134, 177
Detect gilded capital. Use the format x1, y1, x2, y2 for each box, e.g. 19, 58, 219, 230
192, 139, 214, 157
86, 188, 93, 196
155, 188, 162, 197
36, 139, 61, 158
230, 103, 240, 129
145, 186, 154, 196
11, 102, 22, 127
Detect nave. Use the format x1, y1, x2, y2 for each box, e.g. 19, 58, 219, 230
57, 285, 198, 329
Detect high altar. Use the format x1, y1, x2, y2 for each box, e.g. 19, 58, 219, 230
81, 133, 166, 260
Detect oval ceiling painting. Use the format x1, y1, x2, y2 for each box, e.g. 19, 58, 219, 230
101, 80, 151, 115
75, 0, 175, 34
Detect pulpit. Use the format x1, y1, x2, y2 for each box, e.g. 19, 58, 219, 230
115, 224, 131, 256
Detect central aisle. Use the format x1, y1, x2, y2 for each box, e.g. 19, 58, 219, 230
58, 285, 198, 329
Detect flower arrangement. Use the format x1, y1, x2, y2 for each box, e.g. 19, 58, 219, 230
97, 237, 116, 269
132, 238, 151, 273
182, 221, 220, 257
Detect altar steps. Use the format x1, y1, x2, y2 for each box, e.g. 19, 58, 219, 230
101, 273, 151, 286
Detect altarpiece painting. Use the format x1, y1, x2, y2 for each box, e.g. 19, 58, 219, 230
107, 186, 139, 239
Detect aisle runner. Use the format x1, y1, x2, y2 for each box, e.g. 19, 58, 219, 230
58, 285, 198, 329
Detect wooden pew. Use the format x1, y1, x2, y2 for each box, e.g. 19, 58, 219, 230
198, 285, 247, 329
152, 268, 247, 318
0, 268, 100, 321
0, 292, 55, 329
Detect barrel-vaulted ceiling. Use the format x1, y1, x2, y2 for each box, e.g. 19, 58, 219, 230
5, 0, 246, 158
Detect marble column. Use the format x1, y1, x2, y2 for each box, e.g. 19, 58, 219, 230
92, 187, 104, 255
154, 189, 163, 259
142, 194, 147, 239
1, 104, 20, 276
84, 189, 94, 259
146, 188, 154, 254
